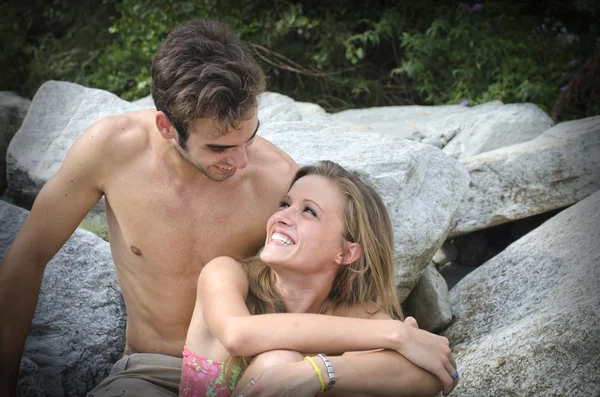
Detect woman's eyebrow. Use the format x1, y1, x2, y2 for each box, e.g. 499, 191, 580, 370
304, 199, 323, 213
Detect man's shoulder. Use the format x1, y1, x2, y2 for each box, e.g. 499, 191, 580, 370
81, 110, 155, 163
88, 109, 153, 146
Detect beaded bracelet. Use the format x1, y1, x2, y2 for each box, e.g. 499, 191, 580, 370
318, 353, 336, 392
304, 356, 326, 392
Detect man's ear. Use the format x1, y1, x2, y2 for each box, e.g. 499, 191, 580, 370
335, 242, 361, 266
156, 111, 176, 140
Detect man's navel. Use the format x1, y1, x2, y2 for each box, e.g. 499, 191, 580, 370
131, 245, 143, 256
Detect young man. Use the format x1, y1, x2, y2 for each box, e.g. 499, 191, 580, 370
0, 19, 457, 396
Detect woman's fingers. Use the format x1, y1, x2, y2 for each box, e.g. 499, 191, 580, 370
442, 358, 459, 396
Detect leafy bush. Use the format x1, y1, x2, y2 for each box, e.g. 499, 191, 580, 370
3, 0, 599, 120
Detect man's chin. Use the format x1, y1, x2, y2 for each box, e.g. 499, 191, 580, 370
204, 167, 237, 182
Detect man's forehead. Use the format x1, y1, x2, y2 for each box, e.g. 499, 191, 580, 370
203, 118, 260, 147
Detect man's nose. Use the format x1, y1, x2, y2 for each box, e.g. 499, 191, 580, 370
228, 147, 248, 169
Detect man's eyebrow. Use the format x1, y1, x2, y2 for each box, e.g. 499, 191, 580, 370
205, 120, 260, 150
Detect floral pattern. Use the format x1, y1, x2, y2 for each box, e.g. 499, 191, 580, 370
179, 347, 241, 397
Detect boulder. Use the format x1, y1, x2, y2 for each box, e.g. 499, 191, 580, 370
441, 103, 553, 159
295, 101, 331, 122
6, 81, 151, 239
404, 262, 453, 332
259, 121, 470, 301
0, 200, 126, 397
332, 103, 470, 141
442, 190, 600, 396
131, 94, 155, 109
257, 92, 302, 122
432, 240, 458, 266
330, 101, 552, 158
450, 115, 600, 236
0, 92, 31, 195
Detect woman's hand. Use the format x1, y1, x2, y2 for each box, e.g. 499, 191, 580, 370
395, 317, 459, 396
234, 360, 320, 397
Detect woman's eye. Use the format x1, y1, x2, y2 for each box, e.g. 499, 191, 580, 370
279, 201, 290, 209
304, 206, 317, 217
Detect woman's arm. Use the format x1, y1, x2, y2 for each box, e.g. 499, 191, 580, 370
195, 257, 446, 360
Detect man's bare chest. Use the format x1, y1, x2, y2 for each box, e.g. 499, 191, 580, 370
103, 172, 275, 272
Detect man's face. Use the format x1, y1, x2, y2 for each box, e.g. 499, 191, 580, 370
172, 112, 260, 182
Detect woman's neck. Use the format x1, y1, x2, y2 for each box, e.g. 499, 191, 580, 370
272, 270, 335, 314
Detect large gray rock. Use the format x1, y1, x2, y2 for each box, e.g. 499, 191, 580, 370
450, 115, 600, 236
442, 190, 600, 396
330, 101, 552, 159
404, 262, 453, 332
441, 103, 553, 159
1, 92, 31, 195
6, 81, 151, 239
259, 121, 470, 301
295, 101, 331, 122
0, 200, 126, 397
331, 103, 472, 141
257, 92, 302, 122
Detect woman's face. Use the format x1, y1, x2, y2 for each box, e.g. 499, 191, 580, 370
260, 175, 348, 273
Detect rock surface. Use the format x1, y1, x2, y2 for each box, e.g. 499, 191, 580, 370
259, 121, 470, 301
5, 81, 151, 239
257, 91, 303, 122
330, 101, 553, 159
404, 262, 453, 331
441, 103, 553, 159
450, 115, 600, 236
442, 190, 600, 396
0, 92, 31, 195
0, 201, 126, 397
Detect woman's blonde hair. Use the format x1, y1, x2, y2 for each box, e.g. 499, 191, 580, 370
228, 160, 403, 372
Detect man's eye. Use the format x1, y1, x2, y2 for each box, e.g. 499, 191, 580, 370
209, 147, 227, 153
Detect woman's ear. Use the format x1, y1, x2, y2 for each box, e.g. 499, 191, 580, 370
335, 242, 361, 266
156, 111, 176, 140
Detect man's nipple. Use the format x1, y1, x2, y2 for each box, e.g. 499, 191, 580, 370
131, 245, 142, 256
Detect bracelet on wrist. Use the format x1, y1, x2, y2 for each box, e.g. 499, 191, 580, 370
304, 356, 326, 392
318, 353, 336, 392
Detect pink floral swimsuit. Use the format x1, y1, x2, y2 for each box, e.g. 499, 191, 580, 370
179, 346, 242, 397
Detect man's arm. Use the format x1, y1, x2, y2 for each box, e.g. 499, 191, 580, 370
0, 120, 111, 396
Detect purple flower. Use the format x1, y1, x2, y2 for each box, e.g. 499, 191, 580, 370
561, 71, 568, 79
522, 91, 528, 98
459, 100, 470, 106
560, 85, 568, 92
568, 60, 578, 67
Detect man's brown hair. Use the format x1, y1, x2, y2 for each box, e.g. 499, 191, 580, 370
151, 19, 266, 148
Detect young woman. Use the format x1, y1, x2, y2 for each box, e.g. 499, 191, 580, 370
180, 161, 458, 397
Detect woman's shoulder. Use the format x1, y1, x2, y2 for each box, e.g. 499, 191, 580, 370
200, 256, 248, 282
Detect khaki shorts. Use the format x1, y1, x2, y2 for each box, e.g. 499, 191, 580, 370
87, 353, 182, 397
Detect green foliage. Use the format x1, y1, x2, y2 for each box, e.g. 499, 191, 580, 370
3, 0, 598, 120
396, 2, 589, 113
